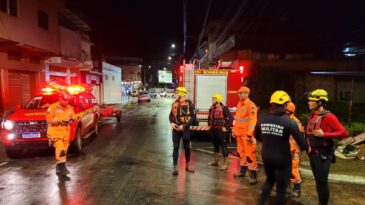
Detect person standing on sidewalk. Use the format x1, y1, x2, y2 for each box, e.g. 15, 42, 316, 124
255, 91, 308, 205
306, 89, 348, 205
169, 87, 196, 176
285, 102, 305, 197
207, 93, 233, 171
232, 86, 258, 185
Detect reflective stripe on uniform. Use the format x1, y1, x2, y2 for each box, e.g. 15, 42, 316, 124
293, 154, 300, 159
240, 161, 247, 166
189, 126, 210, 131
236, 118, 249, 122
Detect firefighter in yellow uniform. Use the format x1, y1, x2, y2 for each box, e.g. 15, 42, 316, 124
169, 87, 196, 175
46, 91, 76, 176
232, 86, 258, 185
285, 102, 305, 197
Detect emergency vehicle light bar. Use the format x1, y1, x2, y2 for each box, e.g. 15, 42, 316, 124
67, 85, 86, 95
42, 81, 88, 95
41, 87, 56, 95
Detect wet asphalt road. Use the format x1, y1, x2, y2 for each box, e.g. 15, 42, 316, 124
0, 98, 364, 205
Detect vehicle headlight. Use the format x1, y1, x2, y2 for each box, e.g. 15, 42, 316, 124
4, 120, 14, 130
7, 133, 15, 140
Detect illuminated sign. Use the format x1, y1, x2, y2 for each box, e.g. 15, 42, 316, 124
158, 70, 172, 83
194, 70, 230, 75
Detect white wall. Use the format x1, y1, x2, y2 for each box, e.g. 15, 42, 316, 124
59, 26, 81, 59
102, 62, 122, 104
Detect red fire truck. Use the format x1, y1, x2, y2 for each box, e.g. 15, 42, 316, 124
179, 60, 251, 130
1, 83, 100, 158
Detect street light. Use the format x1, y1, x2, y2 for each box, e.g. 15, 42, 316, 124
171, 43, 176, 49
168, 56, 172, 60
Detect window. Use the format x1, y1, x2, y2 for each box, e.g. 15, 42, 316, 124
112, 75, 115, 81
104, 74, 108, 80
0, 0, 17, 16
79, 95, 92, 110
38, 10, 48, 30
8, 0, 16, 16
0, 0, 7, 13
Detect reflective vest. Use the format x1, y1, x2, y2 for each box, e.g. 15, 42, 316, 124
306, 111, 333, 149
208, 104, 225, 128
171, 100, 192, 125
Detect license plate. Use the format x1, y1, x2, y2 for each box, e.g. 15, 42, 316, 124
22, 132, 41, 139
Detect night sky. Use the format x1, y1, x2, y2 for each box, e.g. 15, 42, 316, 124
74, 0, 365, 63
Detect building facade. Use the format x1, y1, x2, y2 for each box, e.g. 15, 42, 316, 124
0, 0, 94, 112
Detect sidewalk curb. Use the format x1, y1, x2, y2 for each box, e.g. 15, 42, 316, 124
192, 147, 365, 185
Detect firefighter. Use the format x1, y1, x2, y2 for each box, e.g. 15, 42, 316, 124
169, 87, 197, 175
285, 102, 304, 197
207, 93, 233, 170
46, 91, 76, 177
306, 89, 348, 205
232, 86, 258, 185
255, 91, 308, 205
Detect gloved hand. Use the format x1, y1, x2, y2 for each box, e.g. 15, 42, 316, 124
170, 123, 179, 130
48, 138, 57, 146
246, 135, 253, 142
312, 129, 324, 137
61, 120, 70, 126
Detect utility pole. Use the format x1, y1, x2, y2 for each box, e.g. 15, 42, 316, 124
183, 0, 187, 59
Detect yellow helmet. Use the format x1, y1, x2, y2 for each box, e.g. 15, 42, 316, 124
308, 89, 328, 102
270, 90, 291, 105
212, 93, 223, 103
175, 87, 187, 97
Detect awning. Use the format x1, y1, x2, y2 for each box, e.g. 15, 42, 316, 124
44, 57, 92, 70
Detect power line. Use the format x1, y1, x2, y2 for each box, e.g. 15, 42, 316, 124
193, 0, 213, 59
215, 0, 250, 46
183, 0, 187, 58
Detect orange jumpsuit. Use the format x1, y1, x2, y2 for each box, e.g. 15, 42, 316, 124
232, 98, 258, 171
289, 115, 304, 184
46, 102, 75, 164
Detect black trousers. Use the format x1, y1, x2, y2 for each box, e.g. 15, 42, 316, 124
309, 153, 331, 205
172, 130, 191, 165
258, 162, 292, 205
209, 127, 228, 157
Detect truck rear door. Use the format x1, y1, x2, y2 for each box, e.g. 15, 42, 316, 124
195, 74, 227, 112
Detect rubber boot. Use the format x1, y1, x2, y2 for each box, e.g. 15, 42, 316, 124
63, 163, 70, 175
172, 165, 178, 176
59, 163, 69, 176
234, 166, 248, 177
220, 157, 229, 171
249, 170, 257, 185
208, 152, 219, 166
186, 162, 195, 173
56, 163, 62, 175
291, 183, 301, 197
